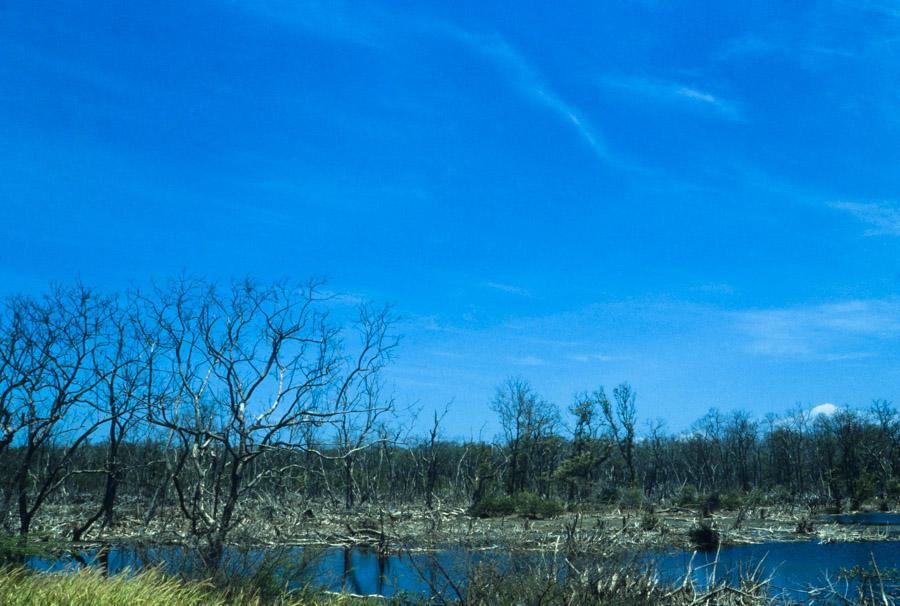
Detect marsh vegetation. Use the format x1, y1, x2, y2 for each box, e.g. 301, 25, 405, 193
0, 278, 898, 604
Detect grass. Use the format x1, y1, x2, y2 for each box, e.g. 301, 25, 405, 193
0, 566, 381, 606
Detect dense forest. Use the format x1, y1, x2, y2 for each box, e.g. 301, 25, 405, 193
0, 279, 897, 567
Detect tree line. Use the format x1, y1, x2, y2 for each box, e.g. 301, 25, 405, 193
0, 278, 897, 566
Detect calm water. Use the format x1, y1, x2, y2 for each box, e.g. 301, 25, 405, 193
654, 541, 900, 597
825, 512, 900, 530
28, 538, 900, 599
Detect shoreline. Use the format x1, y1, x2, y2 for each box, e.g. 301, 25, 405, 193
23, 504, 900, 558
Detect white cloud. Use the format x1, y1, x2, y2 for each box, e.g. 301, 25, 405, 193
601, 76, 743, 121
811, 402, 839, 417
443, 29, 611, 162
831, 201, 900, 236
568, 353, 616, 363
735, 299, 900, 359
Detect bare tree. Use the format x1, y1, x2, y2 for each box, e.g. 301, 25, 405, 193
422, 405, 449, 509
491, 377, 559, 495
74, 293, 154, 539
599, 383, 637, 487
333, 373, 395, 509
1, 286, 113, 535
142, 277, 395, 566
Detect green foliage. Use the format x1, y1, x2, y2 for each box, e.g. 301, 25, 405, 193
469, 492, 564, 519
513, 492, 564, 519
469, 495, 517, 518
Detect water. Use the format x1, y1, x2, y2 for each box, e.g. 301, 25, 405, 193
653, 541, 900, 598
28, 544, 486, 597
27, 539, 900, 599
825, 512, 900, 530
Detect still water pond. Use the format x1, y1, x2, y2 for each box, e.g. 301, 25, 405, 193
28, 534, 900, 599
826, 511, 900, 530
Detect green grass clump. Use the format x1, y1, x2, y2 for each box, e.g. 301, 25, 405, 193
0, 567, 379, 606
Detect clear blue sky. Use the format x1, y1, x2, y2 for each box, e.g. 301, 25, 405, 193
2, 1, 899, 436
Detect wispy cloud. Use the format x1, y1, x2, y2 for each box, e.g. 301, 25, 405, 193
510, 355, 546, 367
830, 201, 900, 235
601, 76, 744, 121
567, 353, 617, 363
735, 299, 900, 359
238, 3, 614, 165
485, 281, 531, 297
441, 28, 611, 163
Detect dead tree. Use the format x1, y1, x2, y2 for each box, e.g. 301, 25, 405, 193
143, 277, 395, 567
599, 383, 637, 487
491, 377, 559, 496
1, 286, 113, 535
74, 293, 152, 539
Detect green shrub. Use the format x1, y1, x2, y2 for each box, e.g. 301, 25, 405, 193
512, 492, 564, 519
469, 495, 517, 518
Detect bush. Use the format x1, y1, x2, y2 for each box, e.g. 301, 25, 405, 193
639, 510, 660, 531
513, 492, 564, 519
619, 487, 644, 510
676, 484, 698, 506
469, 495, 517, 518
688, 519, 720, 550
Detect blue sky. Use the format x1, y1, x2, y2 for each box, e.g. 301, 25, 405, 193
2, 1, 899, 437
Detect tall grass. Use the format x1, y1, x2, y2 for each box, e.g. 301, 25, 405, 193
0, 566, 380, 606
